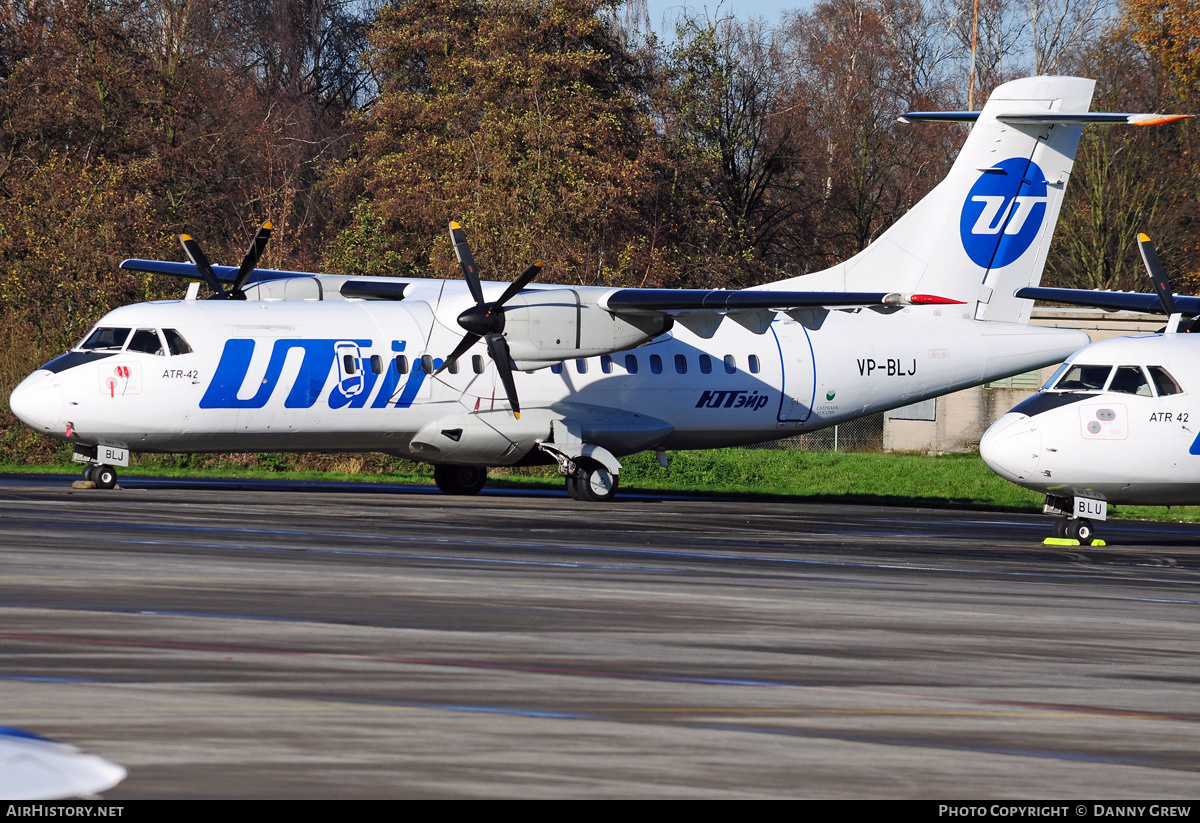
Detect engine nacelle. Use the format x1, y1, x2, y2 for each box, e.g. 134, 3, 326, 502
502, 289, 670, 369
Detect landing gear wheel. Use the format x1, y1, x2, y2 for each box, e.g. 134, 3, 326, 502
1052, 518, 1069, 539
93, 464, 117, 490
1065, 518, 1095, 545
565, 472, 584, 500
433, 464, 488, 495
81, 464, 97, 483
569, 459, 619, 502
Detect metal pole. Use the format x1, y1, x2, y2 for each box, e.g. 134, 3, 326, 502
968, 0, 980, 109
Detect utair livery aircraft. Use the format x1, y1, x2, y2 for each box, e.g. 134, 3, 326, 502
8, 76, 1185, 500
981, 233, 1200, 545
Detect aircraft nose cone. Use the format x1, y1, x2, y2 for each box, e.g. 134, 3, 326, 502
980, 412, 1042, 486
9, 370, 65, 436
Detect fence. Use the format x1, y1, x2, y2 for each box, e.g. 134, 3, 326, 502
750, 412, 884, 453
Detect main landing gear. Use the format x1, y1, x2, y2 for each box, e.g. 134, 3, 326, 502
536, 440, 622, 502
80, 463, 118, 489
565, 457, 619, 502
433, 464, 488, 495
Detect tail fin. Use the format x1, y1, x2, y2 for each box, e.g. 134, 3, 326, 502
775, 76, 1095, 324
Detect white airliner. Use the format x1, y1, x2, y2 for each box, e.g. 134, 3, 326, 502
0, 727, 126, 800
981, 233, 1200, 545
8, 77, 1185, 501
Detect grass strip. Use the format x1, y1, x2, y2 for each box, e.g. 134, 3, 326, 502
4, 449, 1197, 524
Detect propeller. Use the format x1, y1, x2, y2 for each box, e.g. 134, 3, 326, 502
438, 221, 543, 418
1137, 232, 1176, 315
179, 221, 273, 300
1137, 232, 1183, 332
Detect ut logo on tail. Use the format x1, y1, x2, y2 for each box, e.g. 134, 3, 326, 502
960, 157, 1049, 268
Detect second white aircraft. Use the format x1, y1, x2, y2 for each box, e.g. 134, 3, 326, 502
982, 234, 1200, 544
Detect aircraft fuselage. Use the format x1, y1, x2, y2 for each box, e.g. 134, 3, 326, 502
12, 286, 1085, 467
981, 334, 1200, 506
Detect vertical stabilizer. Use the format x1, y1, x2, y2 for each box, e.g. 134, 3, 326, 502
767, 76, 1095, 324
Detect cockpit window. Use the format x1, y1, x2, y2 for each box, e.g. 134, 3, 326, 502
1052, 364, 1111, 392
1148, 366, 1183, 396
1108, 366, 1152, 396
1040, 362, 1070, 391
127, 328, 165, 355
79, 327, 130, 351
163, 328, 193, 355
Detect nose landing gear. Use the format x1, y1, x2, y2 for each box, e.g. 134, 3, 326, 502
1053, 516, 1096, 545
1045, 495, 1104, 546
79, 463, 118, 489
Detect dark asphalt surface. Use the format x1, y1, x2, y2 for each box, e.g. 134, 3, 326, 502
2, 473, 1199, 798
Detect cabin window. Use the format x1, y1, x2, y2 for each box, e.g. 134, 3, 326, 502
1108, 366, 1151, 396
625, 354, 638, 374
446, 358, 459, 374
600, 355, 613, 374
473, 355, 485, 374
649, 354, 663, 374
163, 329, 193, 355
420, 354, 435, 374
342, 354, 357, 374
370, 354, 383, 375
1148, 366, 1183, 396
674, 354, 687, 374
79, 327, 131, 351
128, 328, 165, 356
1052, 364, 1111, 392
698, 354, 712, 374
724, 354, 737, 374
394, 355, 409, 375
748, 354, 761, 374
576, 359, 588, 374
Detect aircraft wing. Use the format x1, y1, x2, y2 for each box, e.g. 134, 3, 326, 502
1015, 286, 1200, 316
120, 259, 410, 300
601, 289, 962, 313
121, 258, 319, 283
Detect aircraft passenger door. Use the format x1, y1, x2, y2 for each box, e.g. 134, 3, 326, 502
335, 341, 365, 398
772, 320, 815, 423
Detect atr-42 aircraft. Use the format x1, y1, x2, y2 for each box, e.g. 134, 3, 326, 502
8, 77, 1185, 500
981, 233, 1200, 545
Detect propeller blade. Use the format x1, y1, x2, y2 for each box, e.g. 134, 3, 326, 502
490, 261, 544, 313
179, 234, 225, 297
436, 332, 482, 375
1138, 232, 1177, 316
230, 221, 273, 297
485, 334, 521, 418
449, 221, 485, 306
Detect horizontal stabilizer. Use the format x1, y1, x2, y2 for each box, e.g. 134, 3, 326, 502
601, 289, 963, 313
998, 112, 1193, 126
1015, 286, 1200, 316
900, 111, 1192, 126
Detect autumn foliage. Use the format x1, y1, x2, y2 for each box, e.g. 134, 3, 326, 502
1, 0, 1198, 463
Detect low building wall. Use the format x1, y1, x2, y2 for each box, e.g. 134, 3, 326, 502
882, 309, 1164, 453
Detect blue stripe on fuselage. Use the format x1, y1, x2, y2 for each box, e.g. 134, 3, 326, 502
200, 338, 430, 410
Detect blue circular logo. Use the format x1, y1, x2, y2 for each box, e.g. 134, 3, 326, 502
959, 157, 1048, 268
